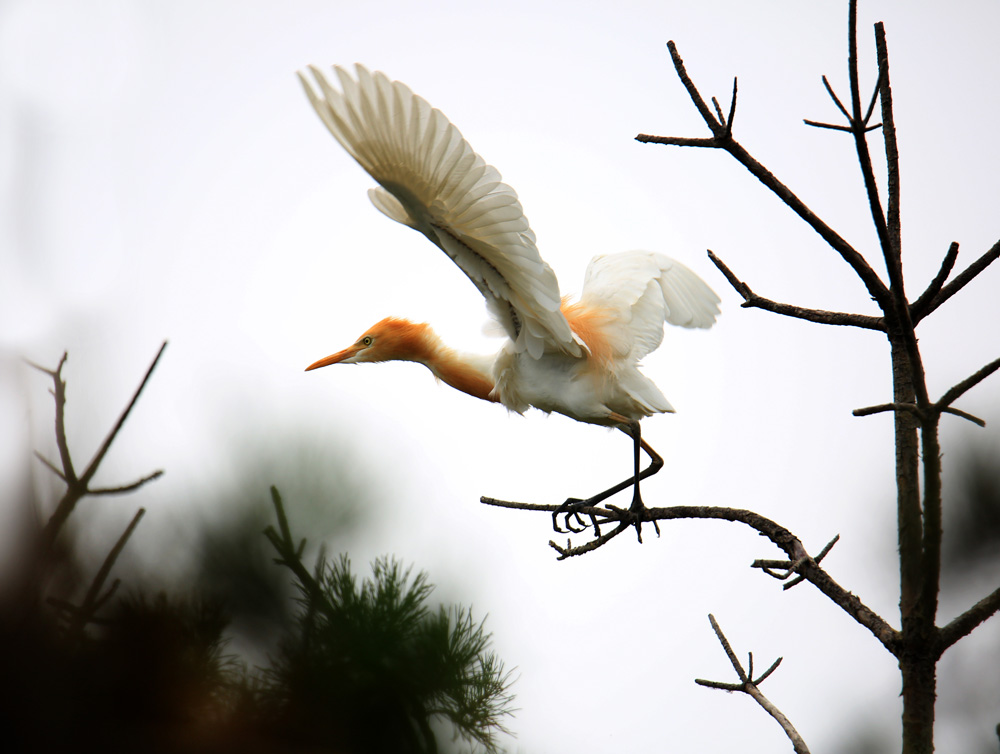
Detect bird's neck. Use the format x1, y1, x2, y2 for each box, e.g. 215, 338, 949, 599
409, 328, 497, 404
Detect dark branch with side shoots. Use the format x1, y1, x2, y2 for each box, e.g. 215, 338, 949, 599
695, 615, 810, 754
486, 2, 1000, 750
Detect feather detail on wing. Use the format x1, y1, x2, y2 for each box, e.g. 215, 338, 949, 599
578, 250, 720, 362
298, 64, 580, 359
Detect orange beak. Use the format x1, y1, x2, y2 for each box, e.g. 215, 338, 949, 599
305, 344, 362, 371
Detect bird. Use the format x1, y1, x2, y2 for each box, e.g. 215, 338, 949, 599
299, 64, 720, 539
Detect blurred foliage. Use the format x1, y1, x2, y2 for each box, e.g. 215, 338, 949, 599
1, 351, 514, 753
269, 554, 514, 753
0, 487, 513, 753
943, 439, 1000, 575
264, 488, 514, 753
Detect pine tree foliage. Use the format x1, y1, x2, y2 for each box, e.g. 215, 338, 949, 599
262, 489, 515, 754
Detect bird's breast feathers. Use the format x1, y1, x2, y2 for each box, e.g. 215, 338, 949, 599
491, 347, 673, 425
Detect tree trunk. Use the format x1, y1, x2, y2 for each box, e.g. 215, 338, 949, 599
890, 333, 936, 753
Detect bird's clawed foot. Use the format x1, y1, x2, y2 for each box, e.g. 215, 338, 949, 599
607, 495, 660, 544
552, 498, 602, 535
552, 494, 660, 543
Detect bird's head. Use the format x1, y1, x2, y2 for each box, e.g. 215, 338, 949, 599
305, 317, 433, 370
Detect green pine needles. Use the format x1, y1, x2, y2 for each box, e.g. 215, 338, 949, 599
264, 488, 515, 754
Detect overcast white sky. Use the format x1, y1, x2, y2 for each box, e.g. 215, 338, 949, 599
2, 1, 999, 751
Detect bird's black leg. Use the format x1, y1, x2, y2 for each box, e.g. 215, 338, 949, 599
623, 420, 660, 543
553, 419, 664, 539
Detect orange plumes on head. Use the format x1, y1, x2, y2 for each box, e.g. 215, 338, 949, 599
306, 316, 496, 404
305, 317, 435, 371
356, 317, 434, 362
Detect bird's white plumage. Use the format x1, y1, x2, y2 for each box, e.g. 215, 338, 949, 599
579, 251, 721, 362
299, 64, 579, 359
300, 64, 721, 426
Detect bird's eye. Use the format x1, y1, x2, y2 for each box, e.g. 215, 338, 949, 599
362, 336, 373, 346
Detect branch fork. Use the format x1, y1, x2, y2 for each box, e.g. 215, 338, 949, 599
27, 342, 168, 553
696, 615, 810, 754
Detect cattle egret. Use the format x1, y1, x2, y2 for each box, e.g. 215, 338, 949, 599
299, 65, 720, 538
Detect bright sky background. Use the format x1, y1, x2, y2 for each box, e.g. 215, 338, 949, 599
2, 1, 999, 751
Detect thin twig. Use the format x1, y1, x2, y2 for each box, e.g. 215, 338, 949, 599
706, 614, 747, 682
695, 615, 810, 754
938, 585, 1000, 653
636, 134, 720, 148
872, 23, 931, 416
754, 656, 784, 685
549, 521, 631, 560
33, 451, 67, 481
913, 238, 1000, 320
89, 470, 165, 496
708, 251, 885, 330
725, 78, 737, 136
783, 534, 840, 589
78, 341, 169, 488
803, 119, 853, 133
863, 68, 883, 125
663, 41, 723, 133
876, 24, 903, 286
27, 353, 77, 483
804, 119, 881, 133
936, 356, 1000, 409
910, 242, 959, 320
37, 343, 168, 551
480, 496, 567, 513
711, 96, 726, 127
853, 402, 923, 420
68, 508, 146, 638
822, 75, 851, 121
940, 407, 985, 427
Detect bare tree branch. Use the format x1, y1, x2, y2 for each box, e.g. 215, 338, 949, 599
78, 341, 169, 489
661, 41, 723, 133
910, 242, 959, 321
752, 534, 841, 590
723, 78, 737, 136
34, 342, 168, 552
913, 238, 1000, 321
635, 134, 721, 148
67, 508, 146, 638
695, 615, 810, 754
875, 24, 903, 288
853, 402, 923, 420
709, 251, 885, 330
549, 521, 631, 559
863, 68, 884, 125
822, 74, 852, 122
89, 470, 165, 496
637, 41, 892, 310
33, 451, 67, 482
804, 119, 882, 133
852, 401, 986, 428
481, 496, 900, 654
804, 119, 853, 133
938, 586, 1000, 653
940, 407, 985, 427
846, 5, 893, 283
27, 352, 77, 484
936, 356, 1000, 409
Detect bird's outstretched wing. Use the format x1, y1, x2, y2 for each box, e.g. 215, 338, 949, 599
579, 250, 720, 362
299, 64, 580, 359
